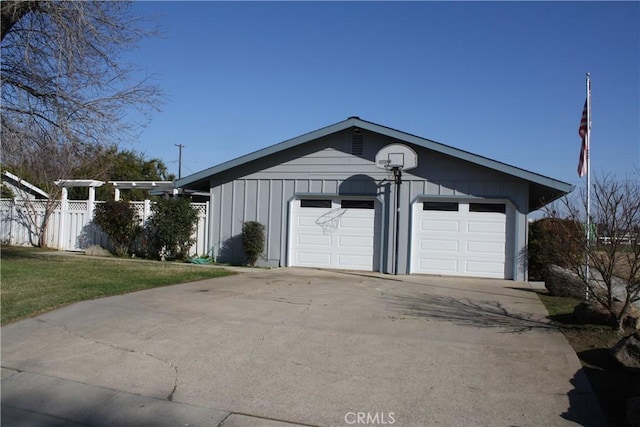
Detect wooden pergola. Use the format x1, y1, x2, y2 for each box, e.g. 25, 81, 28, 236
108, 181, 176, 201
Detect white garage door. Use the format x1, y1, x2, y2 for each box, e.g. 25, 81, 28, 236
289, 198, 379, 271
411, 201, 510, 279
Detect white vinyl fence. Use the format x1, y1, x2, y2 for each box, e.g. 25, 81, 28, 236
0, 199, 209, 257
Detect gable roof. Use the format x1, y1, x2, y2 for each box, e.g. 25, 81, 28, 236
176, 117, 573, 212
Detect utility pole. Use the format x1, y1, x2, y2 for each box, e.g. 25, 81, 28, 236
175, 144, 184, 179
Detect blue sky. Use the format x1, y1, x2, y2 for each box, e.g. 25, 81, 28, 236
126, 1, 639, 189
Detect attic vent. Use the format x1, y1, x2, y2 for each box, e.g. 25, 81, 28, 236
351, 134, 363, 155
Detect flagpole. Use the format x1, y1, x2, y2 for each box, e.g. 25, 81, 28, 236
585, 72, 592, 301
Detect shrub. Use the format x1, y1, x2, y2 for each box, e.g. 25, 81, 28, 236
1, 182, 15, 198
144, 197, 199, 260
242, 221, 265, 266
93, 200, 141, 257
528, 217, 584, 280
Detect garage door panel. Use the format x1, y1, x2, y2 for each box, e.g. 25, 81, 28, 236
466, 261, 505, 276
420, 219, 459, 232
290, 199, 378, 271
339, 235, 373, 249
296, 215, 322, 226
297, 233, 332, 246
466, 241, 504, 255
340, 217, 374, 229
297, 252, 332, 265
420, 258, 458, 273
467, 220, 505, 234
338, 254, 372, 268
412, 201, 509, 279
421, 239, 458, 252
464, 230, 506, 239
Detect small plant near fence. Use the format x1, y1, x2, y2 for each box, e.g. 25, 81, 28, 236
93, 200, 141, 257
242, 221, 265, 267
144, 197, 199, 261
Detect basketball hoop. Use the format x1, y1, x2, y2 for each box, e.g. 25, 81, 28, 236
374, 143, 418, 275
375, 144, 417, 174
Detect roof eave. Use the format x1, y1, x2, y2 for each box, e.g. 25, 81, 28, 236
529, 182, 576, 213
176, 118, 359, 188
176, 117, 573, 204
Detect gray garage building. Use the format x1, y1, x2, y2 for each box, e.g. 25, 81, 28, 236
176, 117, 573, 280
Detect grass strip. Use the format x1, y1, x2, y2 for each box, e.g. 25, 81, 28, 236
1, 246, 233, 324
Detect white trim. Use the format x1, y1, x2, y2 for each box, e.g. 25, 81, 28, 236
109, 181, 174, 190
55, 179, 104, 188
2, 171, 50, 199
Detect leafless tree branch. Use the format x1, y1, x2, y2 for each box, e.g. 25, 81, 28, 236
1, 0, 163, 247
543, 175, 640, 330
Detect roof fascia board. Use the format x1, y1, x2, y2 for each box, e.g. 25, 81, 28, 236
176, 117, 572, 194
354, 119, 573, 194
176, 118, 357, 187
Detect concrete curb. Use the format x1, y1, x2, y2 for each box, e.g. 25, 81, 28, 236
1, 368, 311, 427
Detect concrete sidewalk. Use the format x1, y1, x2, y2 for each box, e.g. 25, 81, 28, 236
1, 369, 306, 426
1, 268, 606, 426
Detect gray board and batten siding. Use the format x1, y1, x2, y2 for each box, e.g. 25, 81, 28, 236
177, 117, 573, 280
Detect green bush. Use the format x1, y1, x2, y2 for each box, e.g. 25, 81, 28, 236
1, 182, 15, 198
93, 200, 141, 257
528, 217, 584, 280
144, 197, 199, 261
242, 221, 265, 266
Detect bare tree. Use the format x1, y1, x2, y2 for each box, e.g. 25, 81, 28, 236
545, 176, 640, 330
1, 0, 161, 246
3, 131, 115, 246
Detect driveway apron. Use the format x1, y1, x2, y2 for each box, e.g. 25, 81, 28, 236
1, 268, 605, 426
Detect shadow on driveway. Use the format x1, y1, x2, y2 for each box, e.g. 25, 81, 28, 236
382, 292, 558, 333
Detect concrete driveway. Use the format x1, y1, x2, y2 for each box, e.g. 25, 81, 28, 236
2, 267, 604, 426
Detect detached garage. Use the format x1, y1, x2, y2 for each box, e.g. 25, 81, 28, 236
176, 117, 572, 281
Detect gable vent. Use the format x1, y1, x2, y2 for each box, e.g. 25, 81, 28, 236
351, 134, 363, 155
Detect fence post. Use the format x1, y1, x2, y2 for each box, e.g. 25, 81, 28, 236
204, 201, 210, 257
143, 199, 151, 223
9, 199, 16, 245
58, 187, 68, 250
88, 186, 96, 219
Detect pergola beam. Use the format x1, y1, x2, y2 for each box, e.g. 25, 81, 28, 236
108, 181, 176, 201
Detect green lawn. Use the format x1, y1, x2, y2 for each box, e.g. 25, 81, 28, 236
1, 246, 234, 324
536, 292, 583, 319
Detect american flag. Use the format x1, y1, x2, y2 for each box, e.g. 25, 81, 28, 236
577, 100, 588, 177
